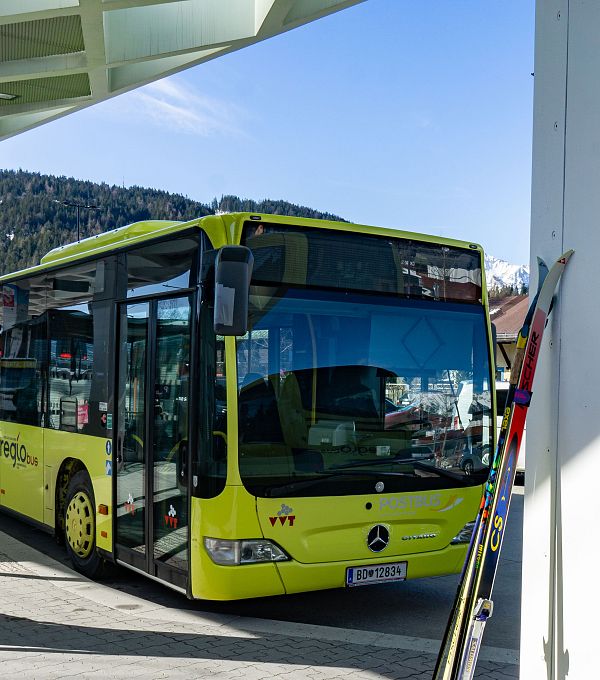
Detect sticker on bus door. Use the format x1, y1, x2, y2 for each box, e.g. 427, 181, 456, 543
77, 403, 88, 428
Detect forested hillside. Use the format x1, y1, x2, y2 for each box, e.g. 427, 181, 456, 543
0, 169, 344, 275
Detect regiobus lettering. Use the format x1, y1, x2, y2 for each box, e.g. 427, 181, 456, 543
0, 436, 38, 468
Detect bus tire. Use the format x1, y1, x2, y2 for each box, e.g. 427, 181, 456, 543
64, 470, 105, 578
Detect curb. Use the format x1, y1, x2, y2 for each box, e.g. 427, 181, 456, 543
0, 530, 519, 666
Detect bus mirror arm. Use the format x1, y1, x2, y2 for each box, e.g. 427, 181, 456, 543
213, 246, 254, 337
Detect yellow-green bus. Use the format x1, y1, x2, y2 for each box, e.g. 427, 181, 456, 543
0, 213, 494, 600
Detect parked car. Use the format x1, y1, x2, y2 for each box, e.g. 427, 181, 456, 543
384, 401, 423, 431
460, 444, 490, 475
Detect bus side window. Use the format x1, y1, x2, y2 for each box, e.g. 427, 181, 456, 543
0, 277, 47, 427
126, 236, 198, 298
46, 261, 113, 437
48, 306, 94, 433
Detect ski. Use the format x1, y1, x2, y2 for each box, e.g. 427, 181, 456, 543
433, 249, 573, 680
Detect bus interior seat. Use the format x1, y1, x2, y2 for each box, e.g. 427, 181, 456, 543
239, 373, 283, 444
275, 372, 308, 449
320, 366, 380, 422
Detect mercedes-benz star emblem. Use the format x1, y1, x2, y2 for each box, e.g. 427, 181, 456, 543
367, 524, 390, 553
375, 481, 385, 493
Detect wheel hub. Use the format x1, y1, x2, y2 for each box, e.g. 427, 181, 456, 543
65, 491, 94, 559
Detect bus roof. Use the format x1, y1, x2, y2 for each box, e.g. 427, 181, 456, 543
0, 212, 484, 283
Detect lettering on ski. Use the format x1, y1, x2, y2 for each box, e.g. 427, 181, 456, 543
433, 249, 573, 680
488, 436, 517, 555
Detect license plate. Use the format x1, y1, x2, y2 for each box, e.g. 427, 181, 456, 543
346, 561, 407, 587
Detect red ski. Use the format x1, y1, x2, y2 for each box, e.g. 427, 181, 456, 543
434, 249, 573, 680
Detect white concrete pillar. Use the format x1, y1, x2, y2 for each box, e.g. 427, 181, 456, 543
524, 1, 599, 677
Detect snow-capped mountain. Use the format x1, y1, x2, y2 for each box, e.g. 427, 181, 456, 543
484, 254, 529, 291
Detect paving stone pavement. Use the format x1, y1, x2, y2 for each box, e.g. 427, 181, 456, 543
0, 532, 519, 679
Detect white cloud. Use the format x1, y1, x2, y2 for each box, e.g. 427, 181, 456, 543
410, 112, 439, 132
144, 79, 189, 102
106, 77, 246, 138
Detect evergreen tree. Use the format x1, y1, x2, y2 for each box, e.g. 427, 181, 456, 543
0, 169, 345, 275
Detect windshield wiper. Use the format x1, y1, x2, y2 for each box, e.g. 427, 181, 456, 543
411, 460, 469, 483
332, 457, 472, 485
264, 469, 416, 498
332, 454, 435, 470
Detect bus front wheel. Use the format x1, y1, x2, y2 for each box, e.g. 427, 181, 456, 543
64, 470, 104, 578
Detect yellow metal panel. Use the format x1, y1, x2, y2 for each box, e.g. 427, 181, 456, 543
0, 422, 44, 523
44, 429, 113, 552
189, 483, 481, 600
256, 487, 480, 565
226, 212, 484, 253
40, 220, 181, 264
224, 337, 241, 486
198, 215, 229, 249
43, 464, 54, 525
190, 487, 286, 600
276, 544, 467, 595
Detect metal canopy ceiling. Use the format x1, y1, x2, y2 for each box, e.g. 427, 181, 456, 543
0, 0, 363, 142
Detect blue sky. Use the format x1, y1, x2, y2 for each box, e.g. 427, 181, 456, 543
0, 0, 535, 264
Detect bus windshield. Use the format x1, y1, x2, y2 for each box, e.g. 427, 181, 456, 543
237, 288, 492, 497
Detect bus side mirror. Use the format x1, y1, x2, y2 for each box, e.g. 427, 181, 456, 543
213, 246, 253, 336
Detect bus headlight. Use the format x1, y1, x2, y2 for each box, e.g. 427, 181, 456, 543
450, 520, 476, 544
204, 538, 290, 565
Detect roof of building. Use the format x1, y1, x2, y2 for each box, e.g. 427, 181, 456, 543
489, 295, 529, 341
0, 1, 362, 141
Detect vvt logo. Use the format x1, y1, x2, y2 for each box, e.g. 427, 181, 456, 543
164, 505, 178, 529
269, 503, 296, 527
124, 493, 135, 516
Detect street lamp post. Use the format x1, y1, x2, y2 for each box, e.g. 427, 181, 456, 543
53, 199, 99, 242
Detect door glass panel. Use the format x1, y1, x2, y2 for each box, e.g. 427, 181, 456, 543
153, 297, 191, 571
116, 302, 149, 555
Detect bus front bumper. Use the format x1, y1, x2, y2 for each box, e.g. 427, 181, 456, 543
190, 542, 467, 601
